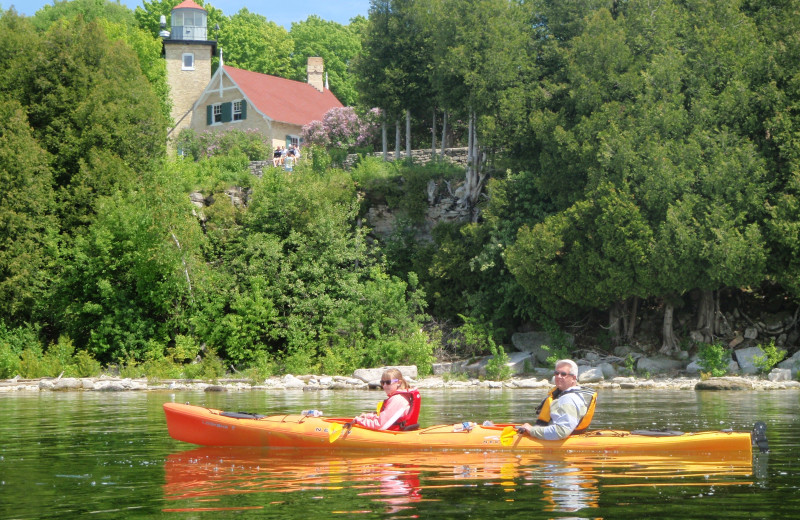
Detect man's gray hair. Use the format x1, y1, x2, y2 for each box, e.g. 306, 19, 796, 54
555, 359, 579, 377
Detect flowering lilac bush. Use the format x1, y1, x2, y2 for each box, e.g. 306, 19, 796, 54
302, 107, 381, 151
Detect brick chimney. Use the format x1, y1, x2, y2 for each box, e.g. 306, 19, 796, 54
307, 56, 324, 92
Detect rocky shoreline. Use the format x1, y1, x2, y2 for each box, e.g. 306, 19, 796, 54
1, 370, 799, 393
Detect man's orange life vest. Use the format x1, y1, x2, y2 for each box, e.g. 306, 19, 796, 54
534, 386, 597, 434
378, 388, 422, 431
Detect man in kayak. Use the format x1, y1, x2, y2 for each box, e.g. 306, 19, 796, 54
353, 368, 421, 431
518, 359, 597, 440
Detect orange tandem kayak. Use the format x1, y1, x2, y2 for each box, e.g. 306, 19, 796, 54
163, 402, 764, 455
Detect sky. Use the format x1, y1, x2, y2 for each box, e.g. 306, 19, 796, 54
3, 0, 371, 28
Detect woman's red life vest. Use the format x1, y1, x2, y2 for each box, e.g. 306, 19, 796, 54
534, 386, 597, 434
379, 388, 422, 431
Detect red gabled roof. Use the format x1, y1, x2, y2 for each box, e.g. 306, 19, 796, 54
223, 66, 343, 127
173, 0, 205, 10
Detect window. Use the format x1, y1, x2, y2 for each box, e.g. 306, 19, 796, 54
233, 100, 243, 121
182, 53, 194, 70
286, 135, 300, 148
212, 104, 222, 123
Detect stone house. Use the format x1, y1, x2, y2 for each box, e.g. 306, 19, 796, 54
162, 0, 343, 151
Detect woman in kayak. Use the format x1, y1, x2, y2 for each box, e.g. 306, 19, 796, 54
353, 368, 421, 431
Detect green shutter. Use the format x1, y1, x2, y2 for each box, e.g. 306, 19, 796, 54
286, 135, 291, 146
240, 100, 247, 120
206, 105, 213, 125
221, 102, 232, 123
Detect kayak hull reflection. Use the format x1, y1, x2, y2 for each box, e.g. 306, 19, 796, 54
163, 402, 754, 455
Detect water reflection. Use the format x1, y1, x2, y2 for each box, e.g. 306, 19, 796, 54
163, 447, 754, 515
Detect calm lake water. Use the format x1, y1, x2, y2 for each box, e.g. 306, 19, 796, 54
0, 387, 798, 519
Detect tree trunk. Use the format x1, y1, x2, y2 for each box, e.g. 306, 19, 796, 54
431, 108, 437, 156
405, 109, 412, 161
441, 110, 448, 157
660, 301, 679, 354
609, 301, 622, 343
626, 296, 639, 341
395, 119, 401, 161
696, 289, 715, 342
381, 121, 388, 161
467, 110, 474, 167
461, 109, 487, 220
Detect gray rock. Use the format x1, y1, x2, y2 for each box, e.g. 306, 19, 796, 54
695, 377, 754, 391
768, 368, 792, 382
282, 374, 306, 389
635, 356, 685, 374
506, 351, 534, 375
52, 378, 82, 391
598, 362, 616, 379
685, 360, 702, 375
734, 346, 768, 375
432, 360, 469, 376
777, 350, 800, 378
509, 377, 550, 389
510, 331, 574, 362
578, 366, 604, 383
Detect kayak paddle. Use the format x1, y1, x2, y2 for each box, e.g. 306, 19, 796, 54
328, 422, 352, 443
500, 425, 526, 446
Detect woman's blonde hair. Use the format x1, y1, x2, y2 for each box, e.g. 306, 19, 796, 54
382, 368, 409, 389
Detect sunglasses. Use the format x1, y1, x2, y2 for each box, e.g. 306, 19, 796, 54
553, 370, 574, 377
380, 379, 399, 386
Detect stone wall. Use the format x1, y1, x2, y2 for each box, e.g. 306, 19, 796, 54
343, 147, 470, 170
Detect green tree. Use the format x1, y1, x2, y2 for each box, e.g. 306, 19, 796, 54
31, 0, 135, 29
217, 8, 293, 76
0, 99, 59, 325
52, 168, 206, 362
16, 17, 167, 228
289, 15, 362, 106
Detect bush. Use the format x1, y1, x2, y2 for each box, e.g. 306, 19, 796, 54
176, 127, 271, 161
485, 342, 512, 381
752, 339, 786, 374
0, 343, 20, 379
697, 342, 731, 377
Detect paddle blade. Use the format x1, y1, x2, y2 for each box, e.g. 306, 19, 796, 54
329, 422, 351, 443
500, 426, 517, 447
328, 423, 343, 443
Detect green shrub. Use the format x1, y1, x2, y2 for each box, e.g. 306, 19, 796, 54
449, 315, 510, 380
18, 345, 45, 378
243, 352, 278, 383
485, 342, 512, 381
542, 344, 571, 368
72, 350, 102, 377
0, 343, 20, 379
182, 349, 226, 381
752, 339, 786, 374
697, 342, 730, 377
176, 127, 271, 161
374, 331, 435, 376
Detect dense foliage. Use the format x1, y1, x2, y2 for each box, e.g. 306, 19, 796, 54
3, 0, 800, 381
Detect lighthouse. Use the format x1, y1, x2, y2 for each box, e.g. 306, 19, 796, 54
161, 0, 217, 138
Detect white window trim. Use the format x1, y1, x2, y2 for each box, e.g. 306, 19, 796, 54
182, 53, 195, 71
287, 135, 300, 147
233, 100, 243, 122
